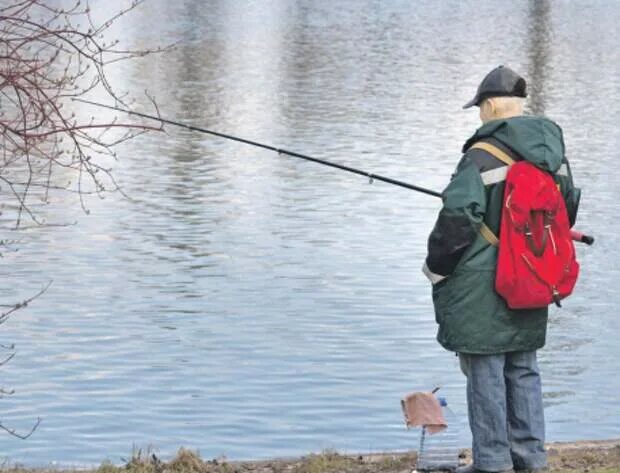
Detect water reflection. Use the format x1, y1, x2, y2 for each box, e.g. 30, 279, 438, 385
526, 0, 551, 115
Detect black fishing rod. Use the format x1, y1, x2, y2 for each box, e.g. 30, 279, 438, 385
73, 98, 441, 198
73, 98, 594, 245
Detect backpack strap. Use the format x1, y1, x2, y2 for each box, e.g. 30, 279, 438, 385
468, 141, 516, 246
469, 142, 516, 166
480, 223, 499, 246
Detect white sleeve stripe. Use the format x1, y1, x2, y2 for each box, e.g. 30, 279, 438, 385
423, 262, 448, 285
480, 166, 508, 185
480, 163, 568, 185
557, 163, 569, 176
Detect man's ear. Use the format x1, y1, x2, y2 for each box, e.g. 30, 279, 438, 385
486, 98, 497, 116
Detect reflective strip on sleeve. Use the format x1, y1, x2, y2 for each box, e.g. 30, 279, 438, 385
422, 261, 447, 285
480, 166, 508, 185
557, 163, 569, 176
481, 162, 568, 184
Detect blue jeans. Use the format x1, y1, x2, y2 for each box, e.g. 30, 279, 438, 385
459, 351, 547, 471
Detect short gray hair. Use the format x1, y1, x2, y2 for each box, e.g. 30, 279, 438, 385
483, 96, 525, 117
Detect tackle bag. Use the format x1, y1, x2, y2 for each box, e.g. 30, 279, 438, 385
495, 161, 579, 309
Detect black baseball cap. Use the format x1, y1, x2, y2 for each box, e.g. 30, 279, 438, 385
463, 65, 527, 109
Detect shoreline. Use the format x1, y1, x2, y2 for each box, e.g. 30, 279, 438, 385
234, 440, 620, 473
3, 440, 619, 473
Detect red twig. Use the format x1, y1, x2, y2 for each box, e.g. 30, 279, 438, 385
0, 0, 164, 228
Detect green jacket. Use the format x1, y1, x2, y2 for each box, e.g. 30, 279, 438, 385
423, 116, 580, 354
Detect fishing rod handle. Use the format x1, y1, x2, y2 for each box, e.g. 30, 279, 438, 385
570, 230, 595, 245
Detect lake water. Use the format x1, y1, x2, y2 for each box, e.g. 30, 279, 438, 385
1, 0, 619, 466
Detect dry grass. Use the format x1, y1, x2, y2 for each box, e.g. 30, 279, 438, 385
0, 441, 619, 473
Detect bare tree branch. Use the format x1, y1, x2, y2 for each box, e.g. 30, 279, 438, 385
0, 417, 41, 440
0, 280, 52, 325
0, 353, 15, 367
1, 0, 165, 229
0, 0, 165, 442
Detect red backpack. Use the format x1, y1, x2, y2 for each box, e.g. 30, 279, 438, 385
470, 142, 580, 309
495, 160, 579, 309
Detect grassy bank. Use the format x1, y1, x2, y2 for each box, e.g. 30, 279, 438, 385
3, 440, 619, 473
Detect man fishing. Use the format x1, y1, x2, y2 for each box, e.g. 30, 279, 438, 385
423, 65, 581, 473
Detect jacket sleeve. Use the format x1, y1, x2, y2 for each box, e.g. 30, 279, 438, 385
423, 156, 487, 284
556, 157, 581, 228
